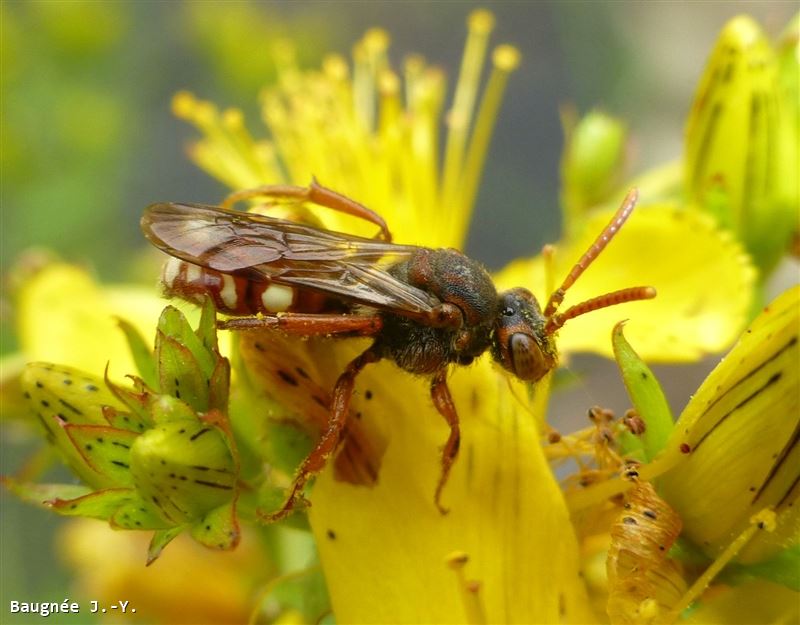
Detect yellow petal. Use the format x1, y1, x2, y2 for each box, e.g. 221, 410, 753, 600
306, 356, 595, 624
16, 262, 169, 379
495, 203, 755, 362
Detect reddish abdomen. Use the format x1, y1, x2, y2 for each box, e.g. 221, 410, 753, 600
161, 257, 338, 316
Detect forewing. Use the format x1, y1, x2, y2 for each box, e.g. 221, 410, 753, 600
141, 202, 441, 315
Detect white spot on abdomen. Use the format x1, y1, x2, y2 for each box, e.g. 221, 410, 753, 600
219, 274, 238, 309
185, 263, 202, 283
162, 257, 182, 288
261, 284, 294, 312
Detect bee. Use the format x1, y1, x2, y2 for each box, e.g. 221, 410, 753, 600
141, 180, 655, 519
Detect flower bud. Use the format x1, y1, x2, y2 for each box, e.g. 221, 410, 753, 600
561, 109, 627, 232
130, 416, 237, 524
659, 286, 799, 564
685, 15, 797, 274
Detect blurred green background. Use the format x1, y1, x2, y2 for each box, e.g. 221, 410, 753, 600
1, 2, 795, 623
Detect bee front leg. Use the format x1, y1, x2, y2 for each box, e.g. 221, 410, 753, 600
430, 369, 461, 515
259, 346, 381, 522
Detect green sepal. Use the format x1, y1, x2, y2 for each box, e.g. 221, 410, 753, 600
157, 305, 215, 378
208, 356, 231, 413
103, 373, 154, 429
116, 317, 157, 389
147, 526, 185, 565
47, 487, 137, 520
147, 393, 198, 425
109, 497, 171, 530
612, 321, 674, 461
156, 331, 210, 412
194, 297, 220, 355
47, 487, 168, 530
190, 501, 240, 550
102, 405, 148, 434
62, 423, 138, 487
1, 477, 91, 507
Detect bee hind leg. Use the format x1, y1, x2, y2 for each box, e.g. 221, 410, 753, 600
220, 179, 392, 241
258, 346, 381, 522
430, 369, 461, 515
219, 313, 383, 337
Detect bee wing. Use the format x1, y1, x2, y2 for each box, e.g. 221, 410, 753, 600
141, 202, 442, 315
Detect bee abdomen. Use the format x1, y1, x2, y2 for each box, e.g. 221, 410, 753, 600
161, 257, 335, 316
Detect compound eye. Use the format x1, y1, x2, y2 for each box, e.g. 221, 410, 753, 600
509, 333, 546, 381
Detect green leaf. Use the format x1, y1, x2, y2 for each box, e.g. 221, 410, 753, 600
612, 322, 674, 460
116, 317, 157, 388
724, 544, 800, 591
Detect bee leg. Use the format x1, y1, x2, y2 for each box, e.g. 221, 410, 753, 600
259, 346, 381, 522
219, 313, 383, 337
430, 369, 460, 515
219, 179, 392, 241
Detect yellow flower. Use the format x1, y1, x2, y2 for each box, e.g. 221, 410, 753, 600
166, 10, 758, 623
6, 8, 781, 625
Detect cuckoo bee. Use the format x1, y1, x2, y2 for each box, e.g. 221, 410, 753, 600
141, 181, 655, 519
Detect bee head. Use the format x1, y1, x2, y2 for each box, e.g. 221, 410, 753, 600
492, 288, 557, 382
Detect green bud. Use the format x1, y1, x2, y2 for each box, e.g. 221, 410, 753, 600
561, 108, 627, 232
685, 15, 797, 274
130, 417, 237, 524
21, 363, 124, 488
659, 286, 799, 564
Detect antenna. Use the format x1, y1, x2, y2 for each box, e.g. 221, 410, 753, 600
543, 189, 656, 335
